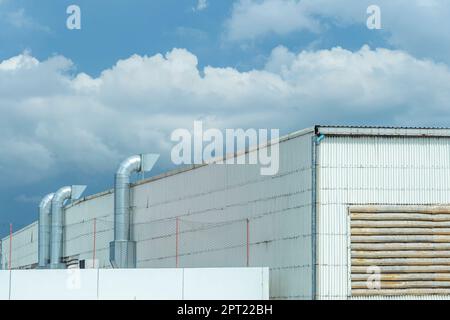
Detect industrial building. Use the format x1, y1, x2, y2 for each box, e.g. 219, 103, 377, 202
2, 125, 450, 300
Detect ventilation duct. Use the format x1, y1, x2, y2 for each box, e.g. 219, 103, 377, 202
50, 185, 86, 269
38, 193, 54, 268
110, 153, 159, 268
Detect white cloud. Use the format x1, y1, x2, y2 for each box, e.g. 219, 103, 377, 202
175, 26, 208, 40
0, 53, 38, 70
226, 0, 321, 41
1, 46, 450, 186
193, 0, 208, 12
225, 0, 450, 63
6, 8, 32, 28
1, 8, 50, 32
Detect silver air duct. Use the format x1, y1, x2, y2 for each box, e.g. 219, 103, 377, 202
110, 153, 159, 268
50, 185, 86, 269
38, 193, 54, 268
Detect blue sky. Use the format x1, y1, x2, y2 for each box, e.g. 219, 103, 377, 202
0, 0, 389, 75
1, 0, 450, 235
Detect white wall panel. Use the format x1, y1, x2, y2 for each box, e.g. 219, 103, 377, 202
10, 269, 98, 300
183, 268, 269, 300
98, 269, 183, 300
2, 268, 268, 300
0, 271, 9, 300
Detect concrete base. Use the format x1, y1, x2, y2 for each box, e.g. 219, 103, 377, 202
109, 240, 136, 268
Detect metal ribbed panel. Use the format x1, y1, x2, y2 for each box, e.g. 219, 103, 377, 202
350, 207, 450, 297
132, 133, 315, 299
318, 135, 450, 299
0, 223, 38, 269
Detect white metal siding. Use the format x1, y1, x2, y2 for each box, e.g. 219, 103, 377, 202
1, 223, 37, 269
64, 192, 114, 269
131, 134, 314, 299
318, 136, 450, 299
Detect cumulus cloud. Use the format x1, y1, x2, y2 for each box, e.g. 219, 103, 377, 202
1, 46, 450, 187
225, 0, 450, 62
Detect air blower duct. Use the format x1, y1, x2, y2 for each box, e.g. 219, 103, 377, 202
50, 185, 86, 269
110, 153, 159, 268
38, 193, 54, 268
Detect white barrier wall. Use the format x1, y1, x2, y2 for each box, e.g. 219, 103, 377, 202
0, 272, 9, 300
0, 267, 269, 300
184, 268, 268, 300
10, 269, 98, 300
98, 269, 184, 300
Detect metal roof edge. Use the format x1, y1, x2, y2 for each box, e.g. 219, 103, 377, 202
1, 221, 38, 242
316, 125, 450, 137
66, 188, 114, 209
60, 126, 317, 203
42, 124, 450, 212
133, 126, 316, 187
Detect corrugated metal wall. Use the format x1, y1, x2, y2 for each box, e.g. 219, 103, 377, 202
1, 223, 38, 269
1, 132, 315, 299
130, 134, 314, 299
64, 191, 114, 268
318, 136, 450, 299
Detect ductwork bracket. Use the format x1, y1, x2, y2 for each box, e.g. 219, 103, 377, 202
71, 185, 87, 201
140, 153, 160, 172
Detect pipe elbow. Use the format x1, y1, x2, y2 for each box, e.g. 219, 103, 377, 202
39, 193, 54, 211
116, 155, 142, 176
52, 186, 73, 206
